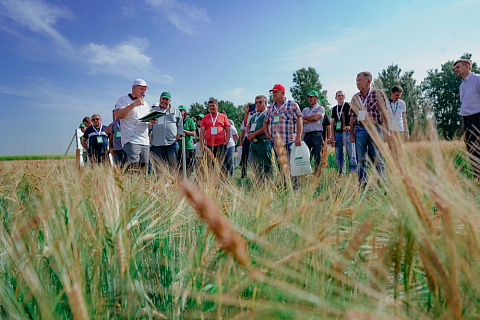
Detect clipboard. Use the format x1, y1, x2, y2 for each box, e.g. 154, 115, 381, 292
139, 111, 166, 122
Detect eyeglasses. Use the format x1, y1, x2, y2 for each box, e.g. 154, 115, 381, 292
255, 101, 263, 104
92, 118, 100, 121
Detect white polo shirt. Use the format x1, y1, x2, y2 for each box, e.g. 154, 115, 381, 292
115, 94, 150, 146
386, 99, 406, 131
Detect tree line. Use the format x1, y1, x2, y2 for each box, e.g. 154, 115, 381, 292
188, 53, 478, 140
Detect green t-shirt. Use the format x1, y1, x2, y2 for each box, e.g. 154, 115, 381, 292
178, 118, 196, 150
248, 110, 268, 140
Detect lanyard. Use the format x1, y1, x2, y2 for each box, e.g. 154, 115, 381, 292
93, 125, 103, 136
273, 99, 287, 113
336, 102, 345, 120
360, 90, 372, 109
390, 100, 399, 116
254, 109, 267, 122
210, 113, 219, 126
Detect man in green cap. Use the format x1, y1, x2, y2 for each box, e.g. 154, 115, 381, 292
178, 105, 196, 171
302, 90, 325, 172
149, 92, 183, 169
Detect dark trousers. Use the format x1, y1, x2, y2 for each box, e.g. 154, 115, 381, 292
463, 113, 480, 177
303, 131, 323, 171
178, 149, 195, 173
240, 138, 251, 178
207, 144, 228, 174
250, 139, 273, 180
89, 152, 109, 164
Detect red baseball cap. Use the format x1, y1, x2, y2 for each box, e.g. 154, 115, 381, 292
269, 84, 285, 92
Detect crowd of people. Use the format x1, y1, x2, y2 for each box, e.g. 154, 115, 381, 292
78, 59, 480, 185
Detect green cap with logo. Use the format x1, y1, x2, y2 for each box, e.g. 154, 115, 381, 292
160, 92, 171, 99
178, 105, 187, 111
197, 113, 205, 119
79, 123, 85, 128
307, 90, 319, 97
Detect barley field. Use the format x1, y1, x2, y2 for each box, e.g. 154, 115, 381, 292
1, 132, 479, 319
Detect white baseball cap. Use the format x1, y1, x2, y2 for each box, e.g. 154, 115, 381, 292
132, 79, 150, 89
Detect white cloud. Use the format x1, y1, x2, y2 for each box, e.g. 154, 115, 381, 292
145, 0, 210, 35
0, 0, 72, 51
278, 27, 367, 71
82, 38, 173, 83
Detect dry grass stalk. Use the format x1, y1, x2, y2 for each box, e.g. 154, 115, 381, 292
116, 234, 127, 275
139, 307, 167, 319
429, 186, 462, 320
333, 219, 372, 278
203, 146, 216, 164
259, 217, 290, 236
418, 247, 439, 297
274, 236, 337, 266
182, 181, 250, 267
322, 138, 328, 168
334, 208, 354, 216
273, 133, 288, 173
418, 233, 462, 319
344, 310, 403, 320
67, 283, 89, 320
401, 174, 432, 231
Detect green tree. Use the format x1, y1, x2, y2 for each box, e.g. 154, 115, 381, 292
373, 64, 425, 136
421, 53, 479, 139
188, 102, 207, 119
189, 99, 244, 130
290, 67, 328, 110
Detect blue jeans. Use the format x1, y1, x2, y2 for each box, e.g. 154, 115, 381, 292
303, 131, 323, 171
151, 142, 179, 168
225, 146, 235, 176
335, 132, 357, 174
354, 126, 385, 186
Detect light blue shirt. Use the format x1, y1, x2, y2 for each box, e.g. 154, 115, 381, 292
459, 72, 480, 116
150, 105, 183, 146
302, 104, 325, 132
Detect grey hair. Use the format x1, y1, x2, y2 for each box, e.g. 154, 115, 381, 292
255, 95, 267, 103
357, 71, 372, 81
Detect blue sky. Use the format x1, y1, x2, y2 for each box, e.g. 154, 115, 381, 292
1, 0, 479, 155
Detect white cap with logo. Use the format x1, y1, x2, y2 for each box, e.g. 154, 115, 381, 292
132, 79, 150, 89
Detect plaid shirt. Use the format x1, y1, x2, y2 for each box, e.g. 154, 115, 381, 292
349, 89, 385, 126
264, 99, 302, 144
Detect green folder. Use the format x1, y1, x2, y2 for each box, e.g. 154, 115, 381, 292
139, 111, 166, 122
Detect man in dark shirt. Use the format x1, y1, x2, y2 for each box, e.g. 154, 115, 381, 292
330, 91, 357, 174
82, 114, 109, 164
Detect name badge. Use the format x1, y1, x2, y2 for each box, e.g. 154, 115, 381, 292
336, 121, 342, 130
250, 123, 256, 132
273, 114, 281, 124
211, 127, 218, 135
96, 136, 103, 143
115, 130, 121, 138
357, 110, 366, 121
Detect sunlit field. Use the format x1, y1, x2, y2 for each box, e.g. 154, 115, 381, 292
1, 130, 479, 319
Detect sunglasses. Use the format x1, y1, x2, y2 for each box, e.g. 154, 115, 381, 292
92, 118, 100, 121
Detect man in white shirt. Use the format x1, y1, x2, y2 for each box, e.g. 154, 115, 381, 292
454, 58, 480, 177
114, 79, 156, 171
387, 85, 409, 140
302, 90, 325, 173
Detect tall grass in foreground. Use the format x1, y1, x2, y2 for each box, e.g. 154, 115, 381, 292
0, 135, 479, 319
